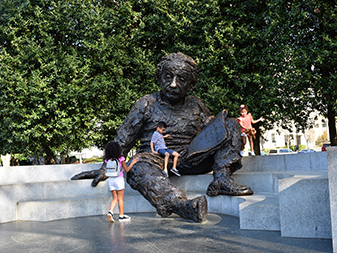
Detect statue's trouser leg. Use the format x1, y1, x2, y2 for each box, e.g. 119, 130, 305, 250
179, 112, 253, 196
127, 160, 207, 223
206, 118, 253, 196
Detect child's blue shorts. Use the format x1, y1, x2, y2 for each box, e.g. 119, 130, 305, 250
158, 149, 175, 156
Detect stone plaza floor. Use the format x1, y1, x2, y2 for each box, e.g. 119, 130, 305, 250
0, 212, 332, 253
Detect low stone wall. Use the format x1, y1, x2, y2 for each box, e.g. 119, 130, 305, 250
0, 151, 332, 239
0, 163, 101, 185
242, 151, 328, 172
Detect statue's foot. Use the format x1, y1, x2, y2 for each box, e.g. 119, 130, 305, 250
190, 195, 208, 223
173, 196, 208, 223
206, 176, 253, 196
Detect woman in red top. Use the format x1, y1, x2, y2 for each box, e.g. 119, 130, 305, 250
237, 105, 265, 156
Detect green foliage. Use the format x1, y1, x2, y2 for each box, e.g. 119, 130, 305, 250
288, 145, 306, 151
0, 0, 156, 162
1, 0, 336, 162
82, 156, 103, 164
267, 1, 337, 143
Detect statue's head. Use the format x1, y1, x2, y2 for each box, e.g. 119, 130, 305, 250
156, 52, 198, 104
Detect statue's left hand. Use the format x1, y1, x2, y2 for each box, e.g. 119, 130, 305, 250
71, 168, 108, 187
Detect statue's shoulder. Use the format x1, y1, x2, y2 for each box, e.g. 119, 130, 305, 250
185, 95, 212, 116
134, 92, 158, 106
186, 94, 204, 102
186, 95, 207, 107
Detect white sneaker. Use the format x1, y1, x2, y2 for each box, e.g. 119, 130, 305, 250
119, 215, 131, 221
107, 211, 114, 223
170, 168, 181, 177
239, 151, 244, 156
250, 151, 255, 156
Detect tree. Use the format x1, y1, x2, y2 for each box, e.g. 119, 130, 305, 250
268, 1, 337, 146
0, 0, 152, 163
2, 0, 336, 162
130, 0, 285, 155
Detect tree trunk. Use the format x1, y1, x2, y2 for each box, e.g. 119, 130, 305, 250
253, 125, 261, 155
327, 104, 337, 146
43, 145, 56, 164
60, 154, 66, 164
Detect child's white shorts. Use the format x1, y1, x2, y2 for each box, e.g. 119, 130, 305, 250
108, 177, 125, 191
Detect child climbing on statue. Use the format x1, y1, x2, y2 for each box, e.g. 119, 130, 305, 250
105, 141, 139, 223
237, 104, 265, 156
151, 121, 181, 177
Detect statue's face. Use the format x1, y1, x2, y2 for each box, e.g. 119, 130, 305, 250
160, 61, 192, 104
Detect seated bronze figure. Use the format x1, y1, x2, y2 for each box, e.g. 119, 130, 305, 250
72, 52, 253, 223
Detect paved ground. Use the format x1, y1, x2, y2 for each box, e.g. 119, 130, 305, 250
0, 213, 332, 253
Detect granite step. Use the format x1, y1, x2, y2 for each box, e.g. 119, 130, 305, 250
17, 194, 155, 222
278, 173, 331, 239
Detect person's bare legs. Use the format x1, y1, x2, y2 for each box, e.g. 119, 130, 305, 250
110, 190, 118, 211
116, 189, 125, 215
108, 190, 118, 222
241, 136, 246, 151
163, 152, 170, 176
172, 151, 179, 169
170, 151, 181, 176
164, 152, 170, 171
248, 135, 254, 154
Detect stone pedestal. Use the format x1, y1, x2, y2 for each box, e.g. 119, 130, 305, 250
279, 174, 331, 238
328, 147, 337, 252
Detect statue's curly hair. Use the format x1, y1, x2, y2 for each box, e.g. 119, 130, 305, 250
155, 52, 198, 91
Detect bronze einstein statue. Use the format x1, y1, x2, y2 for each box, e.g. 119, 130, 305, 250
72, 52, 253, 223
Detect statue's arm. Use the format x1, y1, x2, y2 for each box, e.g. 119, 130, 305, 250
71, 94, 153, 186
114, 94, 153, 156
194, 96, 214, 128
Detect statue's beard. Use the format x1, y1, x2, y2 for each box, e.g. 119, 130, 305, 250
164, 92, 184, 105
162, 85, 185, 104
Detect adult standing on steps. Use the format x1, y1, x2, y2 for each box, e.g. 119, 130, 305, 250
72, 52, 253, 223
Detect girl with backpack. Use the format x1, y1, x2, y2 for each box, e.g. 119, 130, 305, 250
104, 142, 139, 222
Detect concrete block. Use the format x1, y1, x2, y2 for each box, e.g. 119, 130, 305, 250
242, 155, 286, 172
171, 172, 282, 195
239, 194, 280, 231
0, 184, 20, 223
211, 195, 243, 217
234, 172, 279, 194
171, 174, 212, 192
87, 196, 112, 216
125, 194, 156, 213
284, 153, 311, 171
205, 194, 225, 214
241, 152, 328, 172
327, 146, 337, 252
310, 151, 328, 171
17, 196, 113, 221
0, 163, 102, 184
279, 174, 331, 238
285, 152, 328, 172
186, 192, 243, 217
